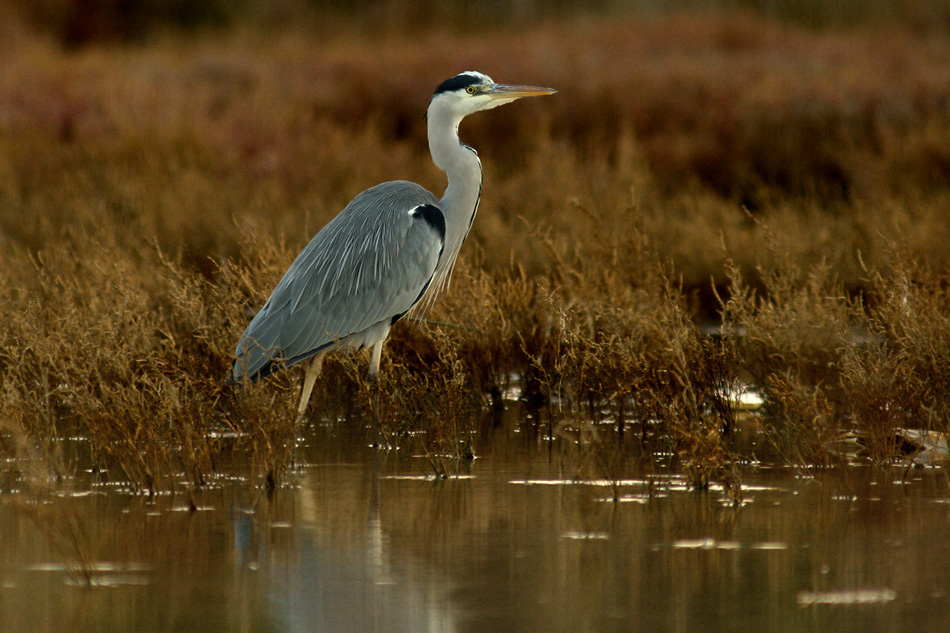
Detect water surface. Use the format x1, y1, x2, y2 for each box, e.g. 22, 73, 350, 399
2, 422, 949, 632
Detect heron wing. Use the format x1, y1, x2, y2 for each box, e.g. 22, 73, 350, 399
233, 181, 443, 381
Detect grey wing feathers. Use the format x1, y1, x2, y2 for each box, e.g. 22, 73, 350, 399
232, 181, 442, 381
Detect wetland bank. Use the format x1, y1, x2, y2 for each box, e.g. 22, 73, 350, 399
2, 2, 950, 630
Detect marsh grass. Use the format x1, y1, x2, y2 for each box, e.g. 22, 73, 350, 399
840, 249, 950, 460
2, 10, 950, 494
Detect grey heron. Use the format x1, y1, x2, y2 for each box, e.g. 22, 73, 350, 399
230, 71, 556, 420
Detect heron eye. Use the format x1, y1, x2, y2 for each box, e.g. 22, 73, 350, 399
466, 86, 476, 94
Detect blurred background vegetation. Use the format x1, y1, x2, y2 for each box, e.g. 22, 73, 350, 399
6, 0, 950, 46
5, 0, 950, 308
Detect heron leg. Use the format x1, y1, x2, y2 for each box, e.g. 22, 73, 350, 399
296, 351, 327, 424
367, 339, 386, 447
369, 339, 385, 382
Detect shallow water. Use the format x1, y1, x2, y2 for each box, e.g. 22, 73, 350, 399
2, 422, 950, 633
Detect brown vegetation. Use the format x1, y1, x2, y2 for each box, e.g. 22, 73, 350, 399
2, 5, 950, 492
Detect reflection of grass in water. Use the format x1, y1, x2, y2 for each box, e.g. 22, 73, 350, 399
2, 429, 98, 587
19, 499, 97, 587
1, 11, 950, 492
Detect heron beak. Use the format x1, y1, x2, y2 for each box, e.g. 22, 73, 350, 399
485, 84, 558, 102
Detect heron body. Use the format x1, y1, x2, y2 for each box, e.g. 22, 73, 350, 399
230, 71, 556, 419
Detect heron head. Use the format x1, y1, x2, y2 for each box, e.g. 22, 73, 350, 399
429, 71, 556, 118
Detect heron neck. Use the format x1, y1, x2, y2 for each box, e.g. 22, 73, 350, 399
428, 110, 483, 274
